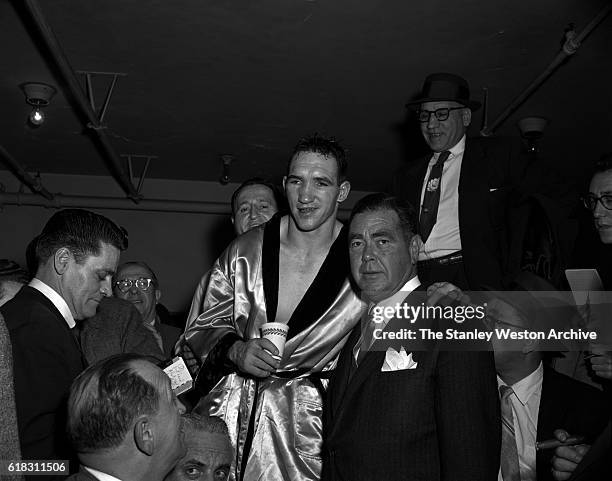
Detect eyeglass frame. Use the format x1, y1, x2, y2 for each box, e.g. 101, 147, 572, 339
114, 277, 155, 293
582, 193, 612, 211
416, 106, 464, 123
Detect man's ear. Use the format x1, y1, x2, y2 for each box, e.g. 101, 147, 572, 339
282, 176, 287, 192
409, 235, 422, 265
54, 248, 71, 275
337, 180, 351, 203
462, 108, 472, 127
155, 289, 161, 303
134, 416, 154, 456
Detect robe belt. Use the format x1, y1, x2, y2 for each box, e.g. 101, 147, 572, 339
239, 370, 333, 481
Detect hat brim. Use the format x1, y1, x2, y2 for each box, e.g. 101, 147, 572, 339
405, 98, 481, 111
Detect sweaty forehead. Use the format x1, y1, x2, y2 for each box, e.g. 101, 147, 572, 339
289, 151, 339, 179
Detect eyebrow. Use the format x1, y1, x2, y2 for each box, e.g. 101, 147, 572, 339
371, 230, 395, 238
98, 269, 116, 277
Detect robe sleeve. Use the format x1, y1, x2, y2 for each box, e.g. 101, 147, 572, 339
184, 242, 247, 390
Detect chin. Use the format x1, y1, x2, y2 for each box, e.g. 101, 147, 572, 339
598, 230, 612, 245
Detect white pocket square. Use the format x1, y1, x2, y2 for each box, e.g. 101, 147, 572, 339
381, 346, 418, 372
489, 187, 499, 192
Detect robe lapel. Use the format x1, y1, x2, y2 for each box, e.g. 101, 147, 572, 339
261, 214, 350, 340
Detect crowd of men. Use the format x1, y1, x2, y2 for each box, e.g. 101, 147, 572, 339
1, 72, 610, 481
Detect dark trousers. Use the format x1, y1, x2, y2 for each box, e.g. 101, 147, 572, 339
417, 259, 470, 291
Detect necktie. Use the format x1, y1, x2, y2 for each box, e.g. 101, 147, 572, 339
354, 305, 378, 365
419, 150, 450, 243
499, 385, 521, 481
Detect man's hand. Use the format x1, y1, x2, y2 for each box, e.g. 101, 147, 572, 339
426, 282, 471, 307
228, 339, 280, 378
587, 347, 612, 380
550, 429, 590, 481
180, 342, 200, 377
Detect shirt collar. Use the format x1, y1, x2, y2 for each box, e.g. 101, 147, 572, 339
29, 278, 75, 328
375, 276, 421, 312
430, 134, 466, 163
83, 466, 123, 481
497, 361, 543, 406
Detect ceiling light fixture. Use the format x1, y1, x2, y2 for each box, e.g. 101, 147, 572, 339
20, 82, 57, 126
517, 116, 549, 154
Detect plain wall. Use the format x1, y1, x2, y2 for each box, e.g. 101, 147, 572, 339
0, 170, 370, 315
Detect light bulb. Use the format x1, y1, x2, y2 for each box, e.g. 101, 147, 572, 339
28, 107, 45, 126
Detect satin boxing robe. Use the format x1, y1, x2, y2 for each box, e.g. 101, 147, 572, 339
185, 215, 363, 481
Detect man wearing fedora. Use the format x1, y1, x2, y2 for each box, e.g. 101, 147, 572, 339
395, 72, 527, 290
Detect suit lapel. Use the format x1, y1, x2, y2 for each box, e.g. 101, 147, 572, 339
331, 286, 427, 427
458, 140, 486, 233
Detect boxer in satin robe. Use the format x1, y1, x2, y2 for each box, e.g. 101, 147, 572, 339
185, 136, 364, 481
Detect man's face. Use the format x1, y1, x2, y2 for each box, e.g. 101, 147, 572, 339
60, 242, 120, 320
283, 151, 350, 232
165, 425, 232, 481
419, 101, 470, 152
134, 360, 186, 477
113, 264, 159, 323
486, 298, 532, 369
232, 184, 278, 235
349, 209, 417, 303
589, 170, 612, 244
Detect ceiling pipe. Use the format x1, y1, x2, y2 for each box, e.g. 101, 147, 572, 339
0, 144, 54, 200
0, 191, 355, 215
22, 0, 141, 201
480, 3, 612, 136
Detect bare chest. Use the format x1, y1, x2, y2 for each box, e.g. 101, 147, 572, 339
274, 249, 326, 323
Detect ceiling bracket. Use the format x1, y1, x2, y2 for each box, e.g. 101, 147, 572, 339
121, 154, 157, 195
76, 71, 127, 124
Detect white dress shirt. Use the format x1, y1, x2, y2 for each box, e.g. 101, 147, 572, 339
418, 135, 465, 260
497, 362, 543, 481
29, 278, 75, 328
354, 276, 421, 360
83, 466, 123, 481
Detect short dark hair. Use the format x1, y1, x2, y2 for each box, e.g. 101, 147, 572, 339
349, 193, 417, 240
594, 153, 612, 175
35, 209, 127, 266
230, 177, 286, 215
67, 354, 160, 453
115, 261, 159, 288
183, 413, 230, 437
288, 134, 348, 183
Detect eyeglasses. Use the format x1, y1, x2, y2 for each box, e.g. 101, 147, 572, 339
114, 277, 154, 293
417, 107, 464, 123
582, 194, 612, 211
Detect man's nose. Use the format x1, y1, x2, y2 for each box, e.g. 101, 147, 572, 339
593, 201, 606, 218
426, 113, 439, 129
249, 205, 258, 219
362, 243, 375, 262
298, 183, 313, 203
101, 278, 112, 297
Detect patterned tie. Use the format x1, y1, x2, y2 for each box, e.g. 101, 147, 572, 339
419, 150, 450, 243
499, 385, 521, 481
354, 304, 378, 365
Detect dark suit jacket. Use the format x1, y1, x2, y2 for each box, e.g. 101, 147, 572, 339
79, 297, 164, 364
393, 137, 526, 290
536, 366, 609, 481
323, 289, 501, 481
0, 286, 85, 463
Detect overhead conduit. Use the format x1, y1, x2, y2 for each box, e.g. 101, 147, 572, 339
22, 0, 141, 201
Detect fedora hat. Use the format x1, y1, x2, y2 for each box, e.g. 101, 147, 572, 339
406, 72, 481, 111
